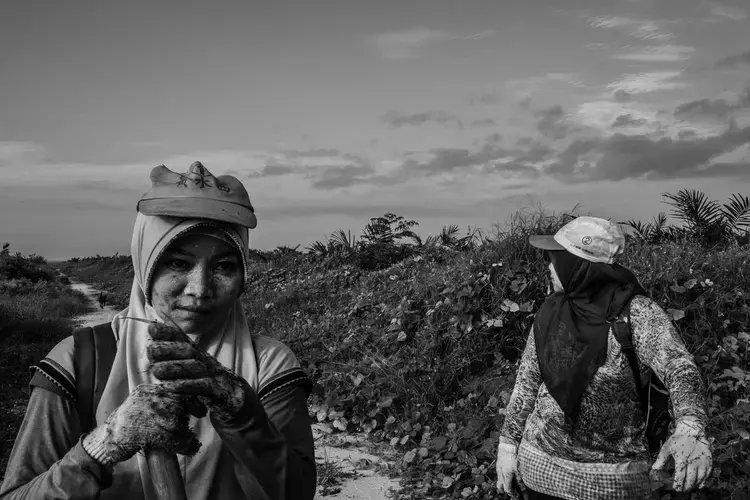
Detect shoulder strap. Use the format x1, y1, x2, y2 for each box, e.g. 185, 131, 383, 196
611, 301, 649, 422
73, 322, 117, 433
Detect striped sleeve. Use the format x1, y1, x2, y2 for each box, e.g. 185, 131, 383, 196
29, 336, 77, 402
252, 335, 313, 401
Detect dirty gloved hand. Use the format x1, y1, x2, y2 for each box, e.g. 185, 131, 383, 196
496, 438, 524, 499
82, 384, 205, 466
146, 321, 255, 425
650, 416, 713, 492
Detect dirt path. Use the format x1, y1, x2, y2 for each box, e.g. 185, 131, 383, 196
68, 281, 120, 328
68, 280, 401, 499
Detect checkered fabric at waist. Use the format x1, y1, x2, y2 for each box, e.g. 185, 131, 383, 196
516, 439, 654, 500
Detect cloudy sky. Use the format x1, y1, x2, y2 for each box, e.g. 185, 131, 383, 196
1, 0, 749, 259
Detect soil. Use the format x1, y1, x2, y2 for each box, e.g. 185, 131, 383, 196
69, 280, 402, 499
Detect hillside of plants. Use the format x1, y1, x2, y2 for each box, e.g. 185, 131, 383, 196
8, 189, 750, 499
0, 243, 92, 476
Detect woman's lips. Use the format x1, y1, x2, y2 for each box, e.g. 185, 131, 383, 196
178, 307, 211, 318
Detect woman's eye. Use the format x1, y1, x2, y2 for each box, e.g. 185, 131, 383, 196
166, 258, 190, 271
216, 261, 239, 273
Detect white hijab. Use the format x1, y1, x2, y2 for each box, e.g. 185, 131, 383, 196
97, 212, 259, 500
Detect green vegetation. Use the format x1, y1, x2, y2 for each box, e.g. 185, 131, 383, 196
0, 244, 92, 478
3, 189, 749, 498
56, 254, 133, 310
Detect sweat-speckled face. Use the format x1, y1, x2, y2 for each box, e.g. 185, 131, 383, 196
150, 233, 244, 335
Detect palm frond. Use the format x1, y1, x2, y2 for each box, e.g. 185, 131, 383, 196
721, 193, 750, 231
623, 219, 650, 239
329, 229, 356, 250
662, 189, 722, 229
305, 240, 329, 256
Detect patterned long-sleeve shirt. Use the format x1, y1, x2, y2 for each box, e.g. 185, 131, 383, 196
499, 295, 709, 500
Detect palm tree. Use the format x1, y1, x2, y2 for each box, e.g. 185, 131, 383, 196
662, 189, 750, 246
623, 212, 684, 243
360, 213, 420, 247
424, 225, 482, 250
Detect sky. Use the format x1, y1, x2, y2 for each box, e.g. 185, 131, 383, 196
1, 0, 749, 260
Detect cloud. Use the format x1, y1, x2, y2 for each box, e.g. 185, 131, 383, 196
401, 142, 520, 177
585, 15, 675, 41
486, 133, 503, 144
470, 92, 502, 105
259, 164, 296, 176
715, 50, 750, 68
543, 124, 750, 183
471, 118, 497, 127
613, 90, 633, 102
613, 45, 694, 62
396, 137, 552, 181
678, 129, 698, 139
514, 144, 554, 163
370, 27, 453, 59
674, 84, 750, 119
282, 148, 342, 158
706, 2, 748, 21
0, 141, 47, 167
310, 164, 379, 189
607, 71, 687, 94
382, 110, 464, 129
612, 114, 649, 128
463, 30, 498, 40
505, 73, 589, 99
534, 105, 576, 139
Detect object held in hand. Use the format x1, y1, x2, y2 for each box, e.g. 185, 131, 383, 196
82, 384, 205, 466
146, 321, 251, 423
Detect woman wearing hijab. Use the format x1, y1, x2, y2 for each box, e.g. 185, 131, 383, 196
0, 162, 316, 499
494, 217, 712, 500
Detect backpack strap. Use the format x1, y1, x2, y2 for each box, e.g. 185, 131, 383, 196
73, 322, 117, 433
610, 300, 649, 422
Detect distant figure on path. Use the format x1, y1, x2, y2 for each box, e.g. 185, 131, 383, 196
495, 216, 713, 500
97, 292, 106, 309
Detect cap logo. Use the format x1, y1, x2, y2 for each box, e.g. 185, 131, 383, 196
176, 168, 216, 190
581, 236, 592, 245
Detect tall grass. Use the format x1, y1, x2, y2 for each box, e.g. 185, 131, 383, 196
0, 251, 92, 481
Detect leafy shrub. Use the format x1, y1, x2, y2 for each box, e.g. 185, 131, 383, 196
242, 207, 749, 499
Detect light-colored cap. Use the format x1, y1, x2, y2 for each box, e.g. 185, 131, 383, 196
529, 216, 625, 264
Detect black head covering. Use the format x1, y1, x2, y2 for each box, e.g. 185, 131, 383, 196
534, 250, 645, 426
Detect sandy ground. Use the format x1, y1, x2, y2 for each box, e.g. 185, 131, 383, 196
68, 280, 401, 499
313, 424, 401, 500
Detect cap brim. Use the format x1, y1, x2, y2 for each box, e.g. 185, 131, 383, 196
138, 198, 257, 229
529, 235, 565, 251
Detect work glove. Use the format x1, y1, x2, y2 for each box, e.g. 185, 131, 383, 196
82, 384, 206, 466
146, 321, 254, 425
496, 439, 525, 499
650, 416, 713, 492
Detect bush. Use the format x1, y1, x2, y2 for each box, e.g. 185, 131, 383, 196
240, 208, 749, 499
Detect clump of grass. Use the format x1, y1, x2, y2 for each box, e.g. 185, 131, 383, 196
316, 451, 360, 497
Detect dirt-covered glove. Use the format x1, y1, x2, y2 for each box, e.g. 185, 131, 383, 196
82, 384, 206, 466
496, 439, 524, 499
146, 321, 254, 424
650, 416, 713, 492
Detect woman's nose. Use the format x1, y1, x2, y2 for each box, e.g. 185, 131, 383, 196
184, 264, 213, 297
